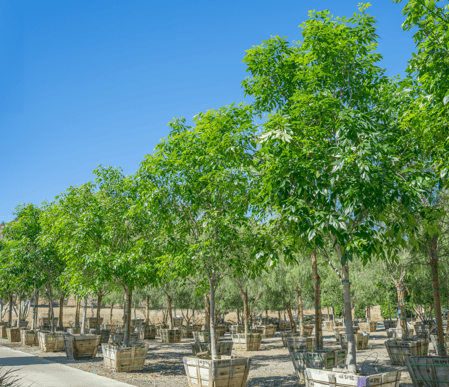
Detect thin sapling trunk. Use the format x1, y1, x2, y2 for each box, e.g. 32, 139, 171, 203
311, 250, 323, 350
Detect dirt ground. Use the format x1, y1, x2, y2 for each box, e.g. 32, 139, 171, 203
0, 311, 419, 387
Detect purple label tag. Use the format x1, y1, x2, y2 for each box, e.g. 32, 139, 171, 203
357, 377, 368, 387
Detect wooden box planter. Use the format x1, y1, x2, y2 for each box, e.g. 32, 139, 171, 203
385, 339, 429, 366
193, 331, 217, 343
406, 356, 449, 387
183, 356, 251, 387
89, 328, 110, 344
130, 318, 145, 328
156, 325, 169, 337
191, 324, 203, 332
358, 322, 377, 333
101, 324, 117, 334
6, 328, 20, 343
191, 341, 233, 356
215, 325, 226, 337
281, 331, 300, 347
387, 328, 413, 340
230, 325, 244, 334
286, 337, 316, 353
258, 325, 276, 338
102, 343, 149, 372
414, 324, 436, 339
20, 330, 39, 346
108, 333, 139, 344
138, 325, 156, 340
302, 325, 314, 337
333, 326, 359, 342
66, 328, 81, 335
0, 326, 7, 339
279, 321, 290, 331
384, 320, 397, 329
14, 320, 29, 329
430, 334, 449, 353
38, 331, 65, 352
160, 329, 182, 343
38, 317, 59, 326
232, 333, 263, 351
323, 321, 337, 332
338, 333, 369, 351
304, 368, 401, 387
290, 350, 346, 384
171, 317, 183, 328
181, 326, 194, 339
86, 317, 103, 330
63, 334, 100, 360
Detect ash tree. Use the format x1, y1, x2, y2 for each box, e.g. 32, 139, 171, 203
243, 4, 429, 372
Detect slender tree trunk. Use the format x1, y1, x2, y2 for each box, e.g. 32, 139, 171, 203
311, 250, 323, 350
204, 293, 210, 332
342, 261, 356, 373
286, 302, 296, 333
75, 295, 81, 328
123, 292, 126, 326
47, 286, 55, 333
8, 295, 13, 327
59, 296, 64, 329
110, 303, 114, 323
81, 297, 88, 334
47, 299, 51, 318
17, 294, 22, 325
429, 235, 446, 356
238, 285, 250, 334
95, 291, 103, 330
145, 296, 150, 324
167, 294, 173, 329
295, 285, 304, 336
332, 306, 335, 322
123, 287, 132, 346
395, 280, 408, 338
209, 278, 217, 360
237, 309, 240, 325
388, 298, 392, 321
32, 290, 39, 330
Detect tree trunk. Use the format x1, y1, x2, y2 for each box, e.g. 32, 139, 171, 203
17, 294, 22, 324
286, 302, 296, 333
237, 309, 240, 325
332, 306, 335, 322
295, 285, 304, 336
342, 261, 356, 373
95, 291, 102, 330
75, 295, 80, 328
388, 298, 392, 321
204, 293, 210, 332
238, 285, 250, 334
59, 296, 64, 328
123, 292, 127, 326
395, 280, 408, 338
311, 250, 323, 350
167, 294, 173, 329
429, 235, 446, 356
47, 286, 55, 333
81, 298, 88, 334
145, 296, 150, 324
209, 278, 217, 360
123, 287, 132, 346
32, 290, 39, 330
110, 303, 114, 323
8, 295, 13, 327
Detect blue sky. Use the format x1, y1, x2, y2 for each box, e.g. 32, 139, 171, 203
0, 0, 415, 222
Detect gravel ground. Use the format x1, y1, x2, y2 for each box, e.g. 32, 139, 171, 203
0, 324, 425, 387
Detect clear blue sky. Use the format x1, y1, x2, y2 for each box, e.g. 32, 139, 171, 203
0, 0, 415, 222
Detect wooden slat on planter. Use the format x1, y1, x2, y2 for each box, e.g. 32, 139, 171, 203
384, 320, 397, 329
86, 317, 103, 330
38, 331, 65, 352
385, 339, 429, 366
339, 332, 369, 351
101, 324, 117, 334
0, 326, 7, 339
304, 368, 401, 387
89, 328, 110, 344
193, 331, 217, 343
280, 331, 300, 347
358, 322, 377, 333
232, 333, 262, 351
160, 329, 181, 343
63, 334, 100, 360
137, 325, 156, 340
108, 333, 139, 344
6, 328, 20, 343
286, 337, 316, 353
102, 343, 149, 372
406, 356, 449, 387
230, 325, 244, 334
183, 356, 251, 386
20, 330, 39, 346
191, 342, 233, 356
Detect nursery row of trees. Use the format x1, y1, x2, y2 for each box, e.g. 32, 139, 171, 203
1, 1, 448, 370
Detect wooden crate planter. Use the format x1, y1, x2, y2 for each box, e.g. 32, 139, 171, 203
281, 331, 300, 347
14, 320, 29, 329
414, 324, 436, 339
286, 337, 316, 353
101, 324, 117, 334
108, 332, 139, 344
181, 326, 194, 339
20, 330, 39, 346
66, 328, 81, 335
137, 325, 156, 340
160, 329, 182, 343
230, 325, 244, 334
384, 320, 397, 329
387, 328, 413, 340
302, 325, 314, 337
333, 326, 359, 342
406, 356, 449, 387
232, 333, 262, 351
193, 331, 217, 343
258, 325, 276, 338
358, 321, 377, 333
89, 328, 110, 344
0, 326, 7, 339
38, 317, 59, 326
102, 343, 148, 372
86, 317, 103, 329
430, 334, 449, 353
156, 324, 169, 337
385, 339, 429, 366
279, 321, 290, 330
38, 331, 65, 352
215, 325, 226, 337
191, 324, 203, 332
171, 317, 183, 328
6, 328, 20, 343
191, 341, 233, 356
290, 350, 346, 384
304, 368, 401, 387
64, 334, 100, 360
338, 333, 369, 351
130, 318, 145, 328
183, 356, 251, 387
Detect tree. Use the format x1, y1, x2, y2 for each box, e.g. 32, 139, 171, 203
243, 5, 428, 372
137, 103, 263, 359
